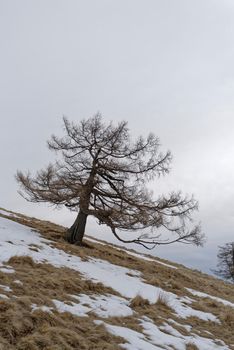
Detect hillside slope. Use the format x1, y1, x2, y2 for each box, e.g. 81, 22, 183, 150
0, 208, 233, 350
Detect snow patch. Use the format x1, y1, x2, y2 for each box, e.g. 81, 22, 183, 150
0, 264, 15, 274
53, 299, 91, 317
121, 250, 178, 269
167, 318, 192, 332
0, 284, 12, 292
141, 317, 230, 350
97, 318, 230, 350
71, 293, 133, 318
54, 293, 132, 318
13, 280, 23, 285
0, 294, 9, 299
95, 320, 160, 350
31, 303, 53, 313
186, 288, 234, 308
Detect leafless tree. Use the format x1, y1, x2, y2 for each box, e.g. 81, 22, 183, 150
16, 114, 203, 248
213, 242, 234, 282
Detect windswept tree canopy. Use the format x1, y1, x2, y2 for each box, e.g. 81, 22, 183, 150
16, 114, 203, 248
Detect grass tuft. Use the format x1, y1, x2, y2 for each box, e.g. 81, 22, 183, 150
130, 295, 150, 308
186, 343, 199, 350
156, 292, 172, 311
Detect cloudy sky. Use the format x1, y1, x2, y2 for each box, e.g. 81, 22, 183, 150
1, 0, 234, 274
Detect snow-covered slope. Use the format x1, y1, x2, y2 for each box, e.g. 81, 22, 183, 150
0, 209, 233, 350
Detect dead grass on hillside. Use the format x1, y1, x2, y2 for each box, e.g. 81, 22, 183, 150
1, 209, 234, 349
0, 255, 213, 349
182, 296, 234, 345
128, 296, 193, 340
1, 209, 234, 297
77, 240, 234, 304
0, 256, 126, 349
185, 314, 234, 347
0, 298, 123, 350
7, 256, 119, 300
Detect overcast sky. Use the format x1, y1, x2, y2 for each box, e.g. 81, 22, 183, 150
1, 0, 234, 274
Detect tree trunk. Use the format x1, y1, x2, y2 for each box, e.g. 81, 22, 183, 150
67, 210, 88, 245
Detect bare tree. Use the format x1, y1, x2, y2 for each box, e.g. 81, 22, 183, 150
213, 242, 234, 282
16, 114, 203, 248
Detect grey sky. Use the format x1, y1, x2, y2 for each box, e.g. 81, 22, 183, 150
1, 0, 234, 274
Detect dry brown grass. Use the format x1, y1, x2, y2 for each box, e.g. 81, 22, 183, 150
0, 300, 123, 350
155, 292, 172, 310
186, 343, 199, 350
0, 255, 125, 349
220, 309, 234, 327
0, 208, 234, 349
130, 295, 150, 308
